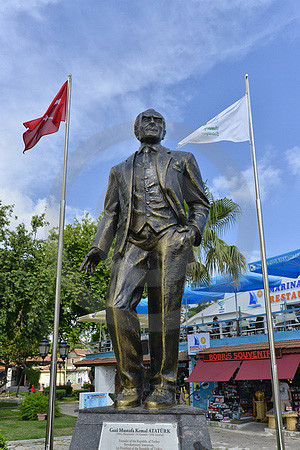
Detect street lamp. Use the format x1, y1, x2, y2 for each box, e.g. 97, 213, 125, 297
58, 340, 70, 386
38, 337, 50, 362
39, 338, 70, 449
38, 338, 70, 363
58, 340, 70, 361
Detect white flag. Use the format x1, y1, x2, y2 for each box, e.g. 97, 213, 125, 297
177, 95, 249, 148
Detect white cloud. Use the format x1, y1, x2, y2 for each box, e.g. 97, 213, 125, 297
209, 155, 282, 204
0, 188, 93, 239
1, 1, 299, 129
0, 188, 57, 236
285, 146, 300, 175
0, 0, 62, 15
68, 0, 298, 124
0, 0, 299, 226
0, 187, 87, 239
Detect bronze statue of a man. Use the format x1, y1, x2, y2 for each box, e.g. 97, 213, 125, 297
81, 109, 210, 409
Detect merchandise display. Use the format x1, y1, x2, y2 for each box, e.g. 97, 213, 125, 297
206, 381, 274, 422
207, 385, 242, 421
291, 386, 300, 414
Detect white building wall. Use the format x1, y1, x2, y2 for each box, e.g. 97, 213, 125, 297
6, 368, 12, 388
95, 365, 116, 393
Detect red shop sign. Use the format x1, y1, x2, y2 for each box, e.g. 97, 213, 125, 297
203, 349, 282, 362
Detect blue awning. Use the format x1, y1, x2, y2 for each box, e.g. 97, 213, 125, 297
249, 249, 300, 279
136, 287, 224, 314
190, 272, 281, 293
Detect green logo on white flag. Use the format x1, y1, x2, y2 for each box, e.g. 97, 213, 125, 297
177, 96, 249, 148
202, 125, 219, 137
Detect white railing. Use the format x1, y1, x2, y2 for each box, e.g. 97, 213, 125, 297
90, 307, 300, 352
181, 307, 300, 341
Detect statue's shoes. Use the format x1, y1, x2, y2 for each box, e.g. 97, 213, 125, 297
114, 388, 142, 409
144, 387, 176, 409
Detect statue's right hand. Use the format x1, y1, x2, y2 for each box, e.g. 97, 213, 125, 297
79, 247, 103, 275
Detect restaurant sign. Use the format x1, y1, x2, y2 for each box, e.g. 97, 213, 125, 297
188, 333, 210, 355
203, 349, 282, 362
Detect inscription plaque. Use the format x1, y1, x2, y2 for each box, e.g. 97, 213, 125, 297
98, 421, 179, 450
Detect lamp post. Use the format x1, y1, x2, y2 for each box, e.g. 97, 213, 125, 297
58, 340, 70, 362
38, 338, 70, 449
58, 340, 70, 385
38, 338, 51, 362
38, 337, 70, 365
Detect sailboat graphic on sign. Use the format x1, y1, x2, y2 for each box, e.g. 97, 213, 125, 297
249, 291, 261, 308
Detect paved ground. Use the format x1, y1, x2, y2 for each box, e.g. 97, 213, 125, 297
7, 428, 300, 449
58, 401, 79, 417
6, 402, 300, 449
209, 422, 300, 449
7, 436, 72, 449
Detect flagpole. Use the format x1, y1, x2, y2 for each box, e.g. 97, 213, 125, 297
45, 74, 72, 450
245, 74, 284, 450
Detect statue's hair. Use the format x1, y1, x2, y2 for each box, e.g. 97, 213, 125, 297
134, 109, 166, 141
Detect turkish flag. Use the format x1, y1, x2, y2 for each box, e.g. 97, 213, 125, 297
23, 80, 68, 153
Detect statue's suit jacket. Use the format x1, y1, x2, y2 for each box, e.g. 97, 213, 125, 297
92, 144, 210, 259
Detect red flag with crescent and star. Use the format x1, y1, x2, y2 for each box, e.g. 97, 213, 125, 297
23, 80, 68, 153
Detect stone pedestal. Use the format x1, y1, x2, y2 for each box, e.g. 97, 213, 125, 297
70, 405, 212, 450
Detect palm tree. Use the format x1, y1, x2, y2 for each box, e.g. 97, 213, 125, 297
187, 186, 247, 284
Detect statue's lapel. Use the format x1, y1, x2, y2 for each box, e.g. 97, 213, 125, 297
156, 145, 173, 189
124, 152, 136, 200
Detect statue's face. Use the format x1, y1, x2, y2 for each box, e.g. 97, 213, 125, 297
138, 111, 165, 144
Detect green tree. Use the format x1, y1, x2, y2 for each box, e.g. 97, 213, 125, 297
0, 201, 53, 390
24, 367, 41, 389
0, 203, 112, 389
45, 213, 112, 347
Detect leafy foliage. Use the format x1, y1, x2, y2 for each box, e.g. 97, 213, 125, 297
0, 201, 53, 387
45, 213, 112, 346
0, 202, 112, 387
0, 429, 8, 450
24, 368, 41, 389
73, 389, 89, 398
59, 384, 73, 396
55, 389, 67, 400
187, 301, 213, 319
43, 386, 70, 398
187, 186, 247, 283
18, 393, 59, 421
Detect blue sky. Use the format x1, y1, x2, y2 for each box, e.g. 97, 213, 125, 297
1, 0, 299, 263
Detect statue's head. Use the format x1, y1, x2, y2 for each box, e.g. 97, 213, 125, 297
134, 109, 166, 144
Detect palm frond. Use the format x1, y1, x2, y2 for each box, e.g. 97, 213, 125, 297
187, 261, 210, 284
207, 198, 241, 234
188, 183, 247, 286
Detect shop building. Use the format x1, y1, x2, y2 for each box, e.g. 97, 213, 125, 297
187, 338, 300, 425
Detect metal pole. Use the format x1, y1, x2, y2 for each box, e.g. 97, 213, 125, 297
185, 299, 188, 340
45, 74, 72, 450
245, 74, 284, 450
234, 291, 240, 335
